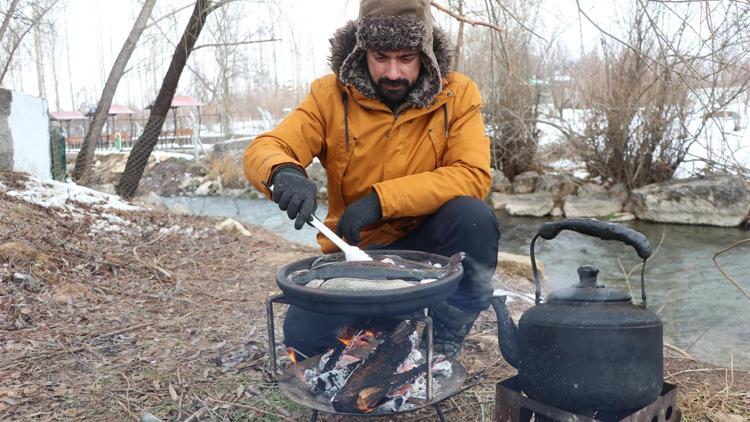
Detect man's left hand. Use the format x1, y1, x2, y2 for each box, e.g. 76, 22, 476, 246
336, 190, 382, 245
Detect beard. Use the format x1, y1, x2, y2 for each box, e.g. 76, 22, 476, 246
374, 77, 414, 110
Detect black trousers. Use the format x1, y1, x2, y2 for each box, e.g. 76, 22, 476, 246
283, 196, 501, 357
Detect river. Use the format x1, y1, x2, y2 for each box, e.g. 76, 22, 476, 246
163, 196, 750, 369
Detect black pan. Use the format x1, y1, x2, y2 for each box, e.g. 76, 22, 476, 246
275, 250, 463, 316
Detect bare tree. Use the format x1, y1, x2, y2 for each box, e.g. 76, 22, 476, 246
70, 0, 157, 182
116, 0, 214, 199
0, 0, 62, 86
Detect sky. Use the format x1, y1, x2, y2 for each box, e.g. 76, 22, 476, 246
7, 0, 637, 112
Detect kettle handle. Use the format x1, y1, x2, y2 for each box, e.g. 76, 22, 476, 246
531, 218, 652, 307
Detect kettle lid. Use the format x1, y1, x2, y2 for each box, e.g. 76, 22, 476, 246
547, 265, 631, 303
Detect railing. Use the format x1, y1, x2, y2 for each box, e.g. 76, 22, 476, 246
63, 114, 226, 152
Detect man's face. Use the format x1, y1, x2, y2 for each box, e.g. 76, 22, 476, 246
366, 49, 421, 106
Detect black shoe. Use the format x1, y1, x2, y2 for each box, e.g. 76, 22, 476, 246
423, 302, 479, 357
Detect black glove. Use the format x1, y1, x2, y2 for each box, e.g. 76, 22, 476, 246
271, 166, 318, 230
335, 190, 382, 245
425, 302, 479, 356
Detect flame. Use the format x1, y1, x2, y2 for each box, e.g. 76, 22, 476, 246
286, 347, 297, 365
356, 387, 382, 413
337, 336, 352, 346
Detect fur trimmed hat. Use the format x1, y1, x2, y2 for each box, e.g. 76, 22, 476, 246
329, 0, 454, 108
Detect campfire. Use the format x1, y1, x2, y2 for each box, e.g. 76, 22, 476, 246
293, 320, 453, 414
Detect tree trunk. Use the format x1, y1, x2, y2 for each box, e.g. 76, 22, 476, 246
116, 0, 212, 199
33, 4, 46, 98
454, 0, 465, 71
71, 0, 157, 182
0, 0, 21, 46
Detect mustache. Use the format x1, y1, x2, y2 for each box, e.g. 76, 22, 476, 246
377, 78, 410, 88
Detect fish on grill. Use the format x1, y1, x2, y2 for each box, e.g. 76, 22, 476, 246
288, 252, 464, 287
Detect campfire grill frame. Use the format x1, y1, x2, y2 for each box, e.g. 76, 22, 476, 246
266, 293, 464, 421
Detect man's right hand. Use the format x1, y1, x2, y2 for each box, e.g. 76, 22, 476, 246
271, 167, 318, 229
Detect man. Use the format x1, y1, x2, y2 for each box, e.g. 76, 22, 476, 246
243, 0, 500, 357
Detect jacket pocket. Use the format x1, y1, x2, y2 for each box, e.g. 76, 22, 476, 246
427, 123, 447, 166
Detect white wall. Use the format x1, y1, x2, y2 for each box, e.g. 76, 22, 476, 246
8, 91, 51, 179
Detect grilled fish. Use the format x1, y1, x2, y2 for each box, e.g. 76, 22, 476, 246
316, 278, 419, 292
288, 252, 464, 286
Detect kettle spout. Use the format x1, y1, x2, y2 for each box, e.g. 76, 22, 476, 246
489, 294, 521, 369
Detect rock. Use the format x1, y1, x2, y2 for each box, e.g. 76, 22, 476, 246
306, 160, 327, 186
491, 169, 512, 194
512, 171, 540, 194
608, 212, 636, 222
505, 193, 554, 217
216, 219, 252, 237
318, 186, 328, 200
536, 174, 580, 202
551, 207, 563, 217
579, 183, 607, 196
98, 183, 116, 195
564, 193, 623, 218
608, 182, 630, 204
195, 181, 213, 196
498, 252, 545, 282
12, 272, 44, 292
630, 175, 750, 226
490, 193, 513, 210
140, 192, 167, 211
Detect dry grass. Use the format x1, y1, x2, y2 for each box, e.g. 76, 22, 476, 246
207, 154, 247, 190
0, 171, 748, 421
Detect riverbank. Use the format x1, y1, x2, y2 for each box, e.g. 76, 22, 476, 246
1, 171, 748, 420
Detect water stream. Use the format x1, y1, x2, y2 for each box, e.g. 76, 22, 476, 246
163, 196, 750, 369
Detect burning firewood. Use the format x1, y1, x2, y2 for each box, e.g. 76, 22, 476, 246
331, 320, 418, 413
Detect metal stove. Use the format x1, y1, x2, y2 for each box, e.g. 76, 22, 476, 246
495, 376, 679, 422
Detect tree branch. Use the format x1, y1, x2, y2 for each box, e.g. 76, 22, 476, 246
429, 1, 505, 34
192, 38, 280, 51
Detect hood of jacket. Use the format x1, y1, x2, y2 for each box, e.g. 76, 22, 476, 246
328, 0, 454, 109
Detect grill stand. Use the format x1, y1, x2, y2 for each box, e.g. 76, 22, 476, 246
495, 376, 679, 422
266, 293, 447, 422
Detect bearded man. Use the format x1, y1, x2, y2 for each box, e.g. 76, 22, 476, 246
243, 0, 500, 357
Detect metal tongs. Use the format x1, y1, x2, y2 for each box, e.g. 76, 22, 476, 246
264, 182, 372, 262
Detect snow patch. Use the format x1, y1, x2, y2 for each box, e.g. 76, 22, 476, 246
3, 176, 141, 212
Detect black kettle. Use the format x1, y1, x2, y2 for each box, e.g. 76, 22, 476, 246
490, 218, 663, 412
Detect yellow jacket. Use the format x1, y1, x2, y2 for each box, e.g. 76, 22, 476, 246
243, 71, 491, 253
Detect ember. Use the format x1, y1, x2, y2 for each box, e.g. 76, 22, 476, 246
301, 321, 453, 414
287, 348, 298, 365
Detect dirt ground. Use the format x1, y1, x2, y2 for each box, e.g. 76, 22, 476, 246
1, 171, 748, 421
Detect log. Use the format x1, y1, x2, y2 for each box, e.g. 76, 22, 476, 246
331, 320, 417, 413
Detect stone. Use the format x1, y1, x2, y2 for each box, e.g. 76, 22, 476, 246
564, 193, 623, 218
505, 192, 554, 217
141, 192, 167, 211
306, 159, 327, 187
318, 186, 328, 200
536, 174, 580, 202
608, 212, 636, 222
490, 193, 513, 210
608, 182, 630, 204
579, 183, 607, 196
551, 207, 563, 217
491, 169, 513, 193
498, 252, 545, 282
512, 171, 540, 194
216, 218, 252, 237
630, 175, 750, 227
195, 181, 213, 196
